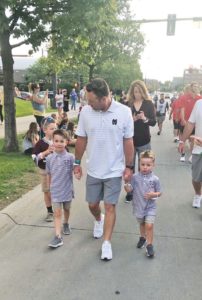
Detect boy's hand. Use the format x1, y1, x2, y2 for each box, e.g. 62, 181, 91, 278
48, 145, 54, 154
124, 183, 132, 193
74, 165, 82, 180
144, 192, 157, 200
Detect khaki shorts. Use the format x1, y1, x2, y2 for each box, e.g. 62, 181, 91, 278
136, 215, 155, 224
52, 201, 71, 210
192, 154, 202, 182
39, 169, 50, 193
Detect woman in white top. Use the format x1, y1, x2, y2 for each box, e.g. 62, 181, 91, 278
55, 88, 64, 114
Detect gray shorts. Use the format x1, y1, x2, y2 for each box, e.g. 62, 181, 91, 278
86, 175, 122, 205
192, 154, 202, 182
52, 201, 71, 210
136, 215, 155, 224
156, 115, 165, 124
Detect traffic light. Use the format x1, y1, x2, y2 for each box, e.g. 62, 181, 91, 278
167, 14, 176, 36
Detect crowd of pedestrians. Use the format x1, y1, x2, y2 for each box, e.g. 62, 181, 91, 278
20, 78, 202, 261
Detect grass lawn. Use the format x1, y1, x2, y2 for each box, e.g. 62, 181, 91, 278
15, 97, 56, 117
0, 135, 40, 210
0, 134, 75, 210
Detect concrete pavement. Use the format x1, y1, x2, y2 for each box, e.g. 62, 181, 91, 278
0, 117, 202, 300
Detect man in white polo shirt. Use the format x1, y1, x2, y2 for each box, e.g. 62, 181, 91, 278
74, 78, 134, 261
179, 99, 202, 208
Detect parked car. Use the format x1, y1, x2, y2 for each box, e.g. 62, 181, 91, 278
38, 91, 54, 99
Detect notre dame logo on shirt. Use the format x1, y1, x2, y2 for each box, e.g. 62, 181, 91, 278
112, 119, 117, 125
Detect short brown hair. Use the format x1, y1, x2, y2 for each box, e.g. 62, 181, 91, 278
53, 129, 69, 140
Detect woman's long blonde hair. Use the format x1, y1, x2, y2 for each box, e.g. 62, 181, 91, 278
127, 80, 151, 107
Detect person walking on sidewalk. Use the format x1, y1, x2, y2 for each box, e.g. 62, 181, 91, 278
178, 99, 202, 208
70, 88, 78, 110
124, 150, 161, 258
125, 80, 156, 203
178, 82, 201, 162
155, 93, 169, 135
32, 117, 56, 222
74, 78, 134, 261
46, 129, 74, 248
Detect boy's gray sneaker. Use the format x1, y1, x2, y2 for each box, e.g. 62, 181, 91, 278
63, 223, 72, 235
48, 236, 63, 248
146, 244, 155, 258
137, 237, 146, 249
45, 212, 54, 222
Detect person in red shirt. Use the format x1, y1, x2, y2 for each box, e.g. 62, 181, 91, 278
169, 96, 181, 142
178, 83, 201, 162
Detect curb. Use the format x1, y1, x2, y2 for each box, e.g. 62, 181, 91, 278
0, 184, 42, 238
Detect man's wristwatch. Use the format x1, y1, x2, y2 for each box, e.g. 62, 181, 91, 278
126, 165, 134, 170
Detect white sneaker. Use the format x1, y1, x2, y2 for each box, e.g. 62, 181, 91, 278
180, 154, 185, 162
93, 214, 104, 238
188, 155, 192, 164
101, 241, 112, 261
192, 195, 202, 208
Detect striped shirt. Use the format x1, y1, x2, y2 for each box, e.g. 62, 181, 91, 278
131, 172, 161, 218
46, 151, 74, 202
76, 100, 134, 179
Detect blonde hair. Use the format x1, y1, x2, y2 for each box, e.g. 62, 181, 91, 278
140, 150, 155, 162
127, 80, 150, 107
41, 116, 56, 130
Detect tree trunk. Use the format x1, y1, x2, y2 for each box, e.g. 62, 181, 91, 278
52, 72, 57, 95
0, 31, 19, 152
89, 65, 95, 81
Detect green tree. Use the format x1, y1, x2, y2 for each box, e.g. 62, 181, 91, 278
98, 53, 143, 91
51, 0, 144, 80
0, 0, 69, 151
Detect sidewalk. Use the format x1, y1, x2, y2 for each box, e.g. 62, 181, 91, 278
0, 118, 202, 300
0, 107, 79, 138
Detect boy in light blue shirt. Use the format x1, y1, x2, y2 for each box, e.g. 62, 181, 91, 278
46, 129, 74, 248
124, 150, 161, 258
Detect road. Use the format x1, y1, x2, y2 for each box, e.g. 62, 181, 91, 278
0, 117, 202, 300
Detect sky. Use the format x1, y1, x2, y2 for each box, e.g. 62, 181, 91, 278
130, 0, 202, 82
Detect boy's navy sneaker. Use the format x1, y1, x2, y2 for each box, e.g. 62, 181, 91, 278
146, 244, 155, 258
137, 237, 146, 249
125, 193, 133, 203
48, 236, 63, 248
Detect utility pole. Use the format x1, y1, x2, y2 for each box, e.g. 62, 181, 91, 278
132, 16, 202, 36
